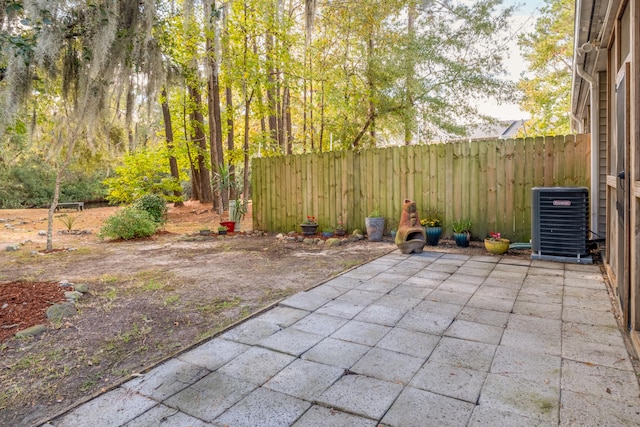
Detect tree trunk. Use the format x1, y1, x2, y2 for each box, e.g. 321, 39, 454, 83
225, 86, 235, 205
46, 130, 77, 251
188, 85, 213, 204
222, 3, 233, 209
161, 87, 183, 206
206, 19, 224, 213
265, 27, 279, 148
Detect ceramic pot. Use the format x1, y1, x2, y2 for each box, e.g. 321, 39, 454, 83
453, 232, 470, 248
220, 221, 235, 233
365, 217, 385, 242
425, 226, 442, 246
484, 238, 510, 255
300, 224, 318, 236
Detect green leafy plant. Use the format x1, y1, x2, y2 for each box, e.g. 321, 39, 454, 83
132, 194, 168, 224
98, 207, 159, 240
322, 227, 334, 233
218, 225, 228, 232
57, 214, 77, 232
368, 208, 382, 218
103, 147, 183, 204
452, 219, 472, 234
420, 210, 441, 227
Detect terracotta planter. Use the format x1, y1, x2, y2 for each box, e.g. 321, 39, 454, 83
484, 238, 510, 255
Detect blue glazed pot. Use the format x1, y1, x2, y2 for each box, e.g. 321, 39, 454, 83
425, 226, 442, 246
453, 232, 470, 247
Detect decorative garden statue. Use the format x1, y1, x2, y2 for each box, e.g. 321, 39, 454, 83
395, 199, 426, 254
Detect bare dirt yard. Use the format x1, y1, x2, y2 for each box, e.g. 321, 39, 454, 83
0, 202, 526, 426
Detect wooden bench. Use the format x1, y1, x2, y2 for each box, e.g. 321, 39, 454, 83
55, 202, 84, 211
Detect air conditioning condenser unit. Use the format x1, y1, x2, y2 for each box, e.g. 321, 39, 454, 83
531, 187, 592, 264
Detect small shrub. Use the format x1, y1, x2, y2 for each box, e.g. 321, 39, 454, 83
98, 207, 158, 240
132, 194, 168, 224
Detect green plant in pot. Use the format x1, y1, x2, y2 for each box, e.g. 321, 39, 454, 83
218, 225, 228, 235
365, 208, 385, 242
214, 162, 247, 231
452, 219, 472, 248
322, 227, 334, 238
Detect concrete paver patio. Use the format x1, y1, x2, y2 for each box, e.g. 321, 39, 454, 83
42, 250, 640, 426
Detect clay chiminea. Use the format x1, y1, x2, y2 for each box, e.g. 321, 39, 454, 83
395, 199, 426, 254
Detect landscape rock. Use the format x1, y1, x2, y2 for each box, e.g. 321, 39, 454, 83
352, 229, 363, 236
38, 230, 47, 236
46, 303, 77, 321
303, 238, 316, 245
64, 291, 83, 302
59, 280, 71, 287
285, 237, 297, 242
74, 283, 89, 293
5, 244, 19, 251
325, 238, 341, 247
276, 233, 284, 240
15, 324, 47, 338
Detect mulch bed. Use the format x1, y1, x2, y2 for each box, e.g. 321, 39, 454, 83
0, 282, 68, 342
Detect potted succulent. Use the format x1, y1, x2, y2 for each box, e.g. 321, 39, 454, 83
421, 211, 442, 246
484, 231, 510, 255
365, 208, 385, 242
218, 225, 228, 235
452, 219, 472, 248
300, 215, 319, 236
334, 218, 346, 236
322, 227, 334, 238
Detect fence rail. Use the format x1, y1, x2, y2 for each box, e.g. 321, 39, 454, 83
252, 134, 591, 242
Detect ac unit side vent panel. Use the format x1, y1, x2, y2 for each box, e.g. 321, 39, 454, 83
532, 187, 591, 263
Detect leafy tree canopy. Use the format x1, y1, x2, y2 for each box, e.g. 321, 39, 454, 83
517, 0, 574, 136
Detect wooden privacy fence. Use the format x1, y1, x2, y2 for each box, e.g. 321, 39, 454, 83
251, 134, 591, 243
